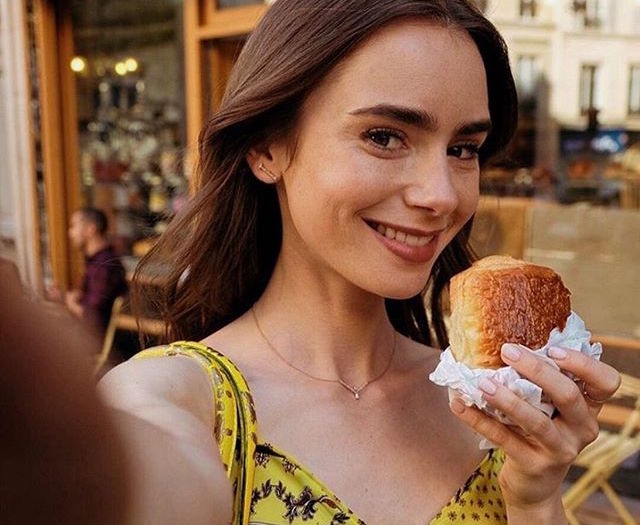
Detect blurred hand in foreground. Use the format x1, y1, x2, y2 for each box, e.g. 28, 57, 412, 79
44, 283, 64, 302
0, 272, 129, 525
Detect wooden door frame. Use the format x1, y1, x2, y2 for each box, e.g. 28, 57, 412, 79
33, 0, 83, 289
183, 1, 267, 152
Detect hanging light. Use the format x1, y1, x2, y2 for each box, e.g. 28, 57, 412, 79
125, 57, 139, 72
114, 61, 128, 76
70, 56, 87, 73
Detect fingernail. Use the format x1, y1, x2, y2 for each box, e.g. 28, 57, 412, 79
450, 398, 466, 414
502, 344, 521, 361
478, 378, 498, 395
549, 346, 567, 359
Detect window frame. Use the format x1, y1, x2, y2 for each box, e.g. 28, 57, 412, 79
628, 64, 640, 116
520, 0, 537, 18
579, 63, 599, 115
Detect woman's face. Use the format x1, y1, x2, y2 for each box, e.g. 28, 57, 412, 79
276, 20, 490, 299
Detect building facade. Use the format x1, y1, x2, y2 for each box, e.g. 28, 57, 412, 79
486, 0, 640, 168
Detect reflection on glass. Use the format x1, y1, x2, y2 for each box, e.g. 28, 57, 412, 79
70, 0, 186, 260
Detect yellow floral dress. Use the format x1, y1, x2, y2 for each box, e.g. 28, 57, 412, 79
135, 342, 508, 525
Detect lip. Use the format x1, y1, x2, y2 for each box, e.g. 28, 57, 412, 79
364, 219, 444, 264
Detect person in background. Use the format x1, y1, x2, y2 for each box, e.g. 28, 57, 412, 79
48, 207, 128, 332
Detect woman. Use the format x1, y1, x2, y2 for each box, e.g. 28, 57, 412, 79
1, 1, 620, 524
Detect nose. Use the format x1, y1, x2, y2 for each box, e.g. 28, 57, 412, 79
402, 151, 459, 216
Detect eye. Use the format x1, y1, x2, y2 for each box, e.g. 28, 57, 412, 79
447, 143, 481, 160
363, 128, 406, 151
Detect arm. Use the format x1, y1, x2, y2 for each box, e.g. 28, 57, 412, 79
0, 274, 232, 525
99, 356, 234, 525
65, 289, 85, 317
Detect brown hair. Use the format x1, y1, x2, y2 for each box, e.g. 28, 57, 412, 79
136, 0, 518, 348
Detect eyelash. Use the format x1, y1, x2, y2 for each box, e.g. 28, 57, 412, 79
363, 128, 406, 151
363, 128, 482, 161
447, 143, 481, 161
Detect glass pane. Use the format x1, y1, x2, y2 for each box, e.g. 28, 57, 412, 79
475, 6, 640, 368
218, 0, 264, 8
69, 0, 186, 267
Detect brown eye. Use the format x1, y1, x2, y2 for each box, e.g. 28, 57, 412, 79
447, 143, 480, 160
365, 128, 405, 150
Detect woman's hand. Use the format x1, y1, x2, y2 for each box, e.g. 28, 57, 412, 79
1, 274, 232, 525
449, 343, 621, 522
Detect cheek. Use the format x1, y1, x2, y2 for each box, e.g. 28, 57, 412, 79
288, 142, 383, 216
456, 174, 480, 220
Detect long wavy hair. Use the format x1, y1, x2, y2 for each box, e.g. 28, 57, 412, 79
135, 0, 518, 348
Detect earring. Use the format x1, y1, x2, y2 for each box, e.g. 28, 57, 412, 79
258, 163, 279, 183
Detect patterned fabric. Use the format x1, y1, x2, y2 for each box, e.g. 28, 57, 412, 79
135, 341, 507, 525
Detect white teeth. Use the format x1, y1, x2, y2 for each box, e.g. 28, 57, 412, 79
373, 223, 433, 246
406, 234, 418, 246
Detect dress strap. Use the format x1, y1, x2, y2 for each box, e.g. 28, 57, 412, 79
134, 341, 257, 525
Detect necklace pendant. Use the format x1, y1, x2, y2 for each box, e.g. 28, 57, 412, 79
354, 391, 360, 400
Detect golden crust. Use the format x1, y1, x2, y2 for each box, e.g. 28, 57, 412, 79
449, 255, 571, 369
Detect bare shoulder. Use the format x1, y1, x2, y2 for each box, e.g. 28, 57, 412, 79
98, 354, 215, 442
99, 356, 234, 525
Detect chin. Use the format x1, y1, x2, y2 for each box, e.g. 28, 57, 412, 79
382, 286, 427, 301
367, 272, 431, 301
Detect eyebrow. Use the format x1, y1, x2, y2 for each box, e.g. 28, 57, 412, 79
348, 103, 492, 136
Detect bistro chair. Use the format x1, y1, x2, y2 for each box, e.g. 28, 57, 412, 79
95, 296, 126, 374
563, 372, 640, 525
95, 296, 167, 375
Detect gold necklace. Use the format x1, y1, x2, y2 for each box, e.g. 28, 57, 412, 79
251, 306, 396, 400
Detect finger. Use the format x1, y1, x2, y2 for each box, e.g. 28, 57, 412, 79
477, 378, 565, 452
449, 398, 533, 459
500, 344, 593, 427
547, 346, 621, 404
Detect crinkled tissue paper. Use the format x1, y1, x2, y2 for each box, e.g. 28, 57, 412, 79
429, 311, 602, 448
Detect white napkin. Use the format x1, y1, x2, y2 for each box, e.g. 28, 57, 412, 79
428, 311, 602, 448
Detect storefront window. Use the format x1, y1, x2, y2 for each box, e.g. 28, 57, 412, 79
70, 0, 186, 263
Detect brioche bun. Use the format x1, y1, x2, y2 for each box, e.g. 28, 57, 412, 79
449, 255, 571, 369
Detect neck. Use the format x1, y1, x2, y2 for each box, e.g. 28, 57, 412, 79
254, 253, 396, 386
84, 238, 108, 257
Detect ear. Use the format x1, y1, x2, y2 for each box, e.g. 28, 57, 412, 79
246, 143, 287, 184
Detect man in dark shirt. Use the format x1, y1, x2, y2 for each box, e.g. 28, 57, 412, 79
48, 208, 128, 332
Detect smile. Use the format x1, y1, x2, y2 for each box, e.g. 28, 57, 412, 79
372, 223, 434, 247
365, 220, 443, 264
367, 221, 439, 246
